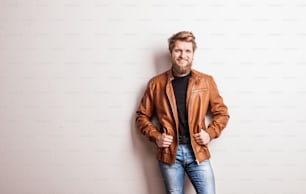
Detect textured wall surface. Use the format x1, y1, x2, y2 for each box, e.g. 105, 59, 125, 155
1, 0, 306, 193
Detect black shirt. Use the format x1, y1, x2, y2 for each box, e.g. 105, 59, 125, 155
172, 73, 191, 139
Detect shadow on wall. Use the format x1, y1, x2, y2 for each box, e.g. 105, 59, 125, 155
130, 49, 170, 194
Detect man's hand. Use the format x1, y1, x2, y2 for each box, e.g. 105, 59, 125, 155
193, 130, 211, 145
156, 133, 173, 148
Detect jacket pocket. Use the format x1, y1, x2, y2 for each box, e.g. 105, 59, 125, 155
191, 88, 208, 93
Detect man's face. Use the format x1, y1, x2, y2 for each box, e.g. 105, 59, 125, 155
171, 40, 194, 77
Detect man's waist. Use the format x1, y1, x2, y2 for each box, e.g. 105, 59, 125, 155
178, 135, 191, 144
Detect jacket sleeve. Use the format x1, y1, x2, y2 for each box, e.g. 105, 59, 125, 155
206, 76, 230, 139
136, 81, 161, 143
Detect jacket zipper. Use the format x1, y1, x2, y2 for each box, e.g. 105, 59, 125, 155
165, 80, 179, 163
188, 78, 200, 165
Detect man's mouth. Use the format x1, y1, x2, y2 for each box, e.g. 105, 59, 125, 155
178, 59, 188, 64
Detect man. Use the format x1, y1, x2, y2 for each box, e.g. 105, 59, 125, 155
136, 31, 229, 194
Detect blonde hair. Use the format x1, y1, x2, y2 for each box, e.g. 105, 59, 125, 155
168, 31, 197, 52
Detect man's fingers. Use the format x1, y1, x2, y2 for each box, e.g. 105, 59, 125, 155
193, 133, 201, 138
162, 133, 173, 141
193, 134, 201, 141
163, 136, 173, 144
192, 130, 210, 145
157, 133, 173, 148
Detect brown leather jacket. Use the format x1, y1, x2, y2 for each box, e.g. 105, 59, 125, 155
136, 69, 229, 164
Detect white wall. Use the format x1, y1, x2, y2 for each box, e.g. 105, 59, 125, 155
1, 0, 306, 193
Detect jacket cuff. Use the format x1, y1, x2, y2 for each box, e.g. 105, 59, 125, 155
206, 126, 218, 139
148, 130, 161, 143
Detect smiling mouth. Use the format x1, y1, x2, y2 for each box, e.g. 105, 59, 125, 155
178, 59, 188, 63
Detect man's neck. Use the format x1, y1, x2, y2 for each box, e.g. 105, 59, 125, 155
172, 69, 191, 77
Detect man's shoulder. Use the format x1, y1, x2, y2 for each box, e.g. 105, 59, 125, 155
191, 69, 213, 80
149, 70, 170, 83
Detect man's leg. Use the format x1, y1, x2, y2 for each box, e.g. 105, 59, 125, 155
158, 145, 185, 194
185, 147, 216, 194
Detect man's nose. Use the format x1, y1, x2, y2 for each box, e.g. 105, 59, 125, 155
180, 51, 186, 58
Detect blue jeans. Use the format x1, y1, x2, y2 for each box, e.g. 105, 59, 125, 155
159, 144, 216, 194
